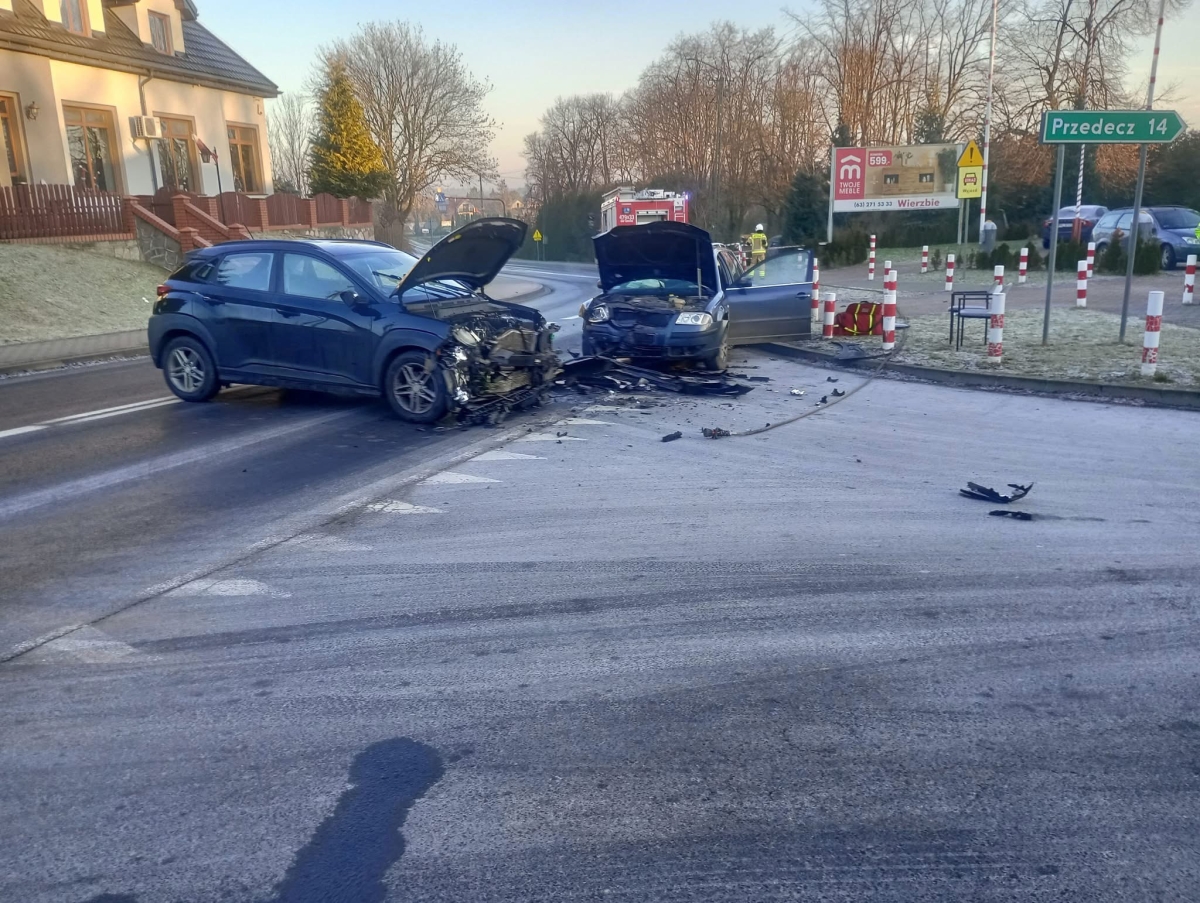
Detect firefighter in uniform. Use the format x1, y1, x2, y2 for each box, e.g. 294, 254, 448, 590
749, 224, 768, 265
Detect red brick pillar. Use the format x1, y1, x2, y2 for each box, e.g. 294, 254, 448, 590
303, 198, 318, 230
171, 195, 191, 232
178, 227, 198, 252
252, 198, 269, 230
121, 197, 137, 235
339, 198, 352, 227
200, 195, 219, 219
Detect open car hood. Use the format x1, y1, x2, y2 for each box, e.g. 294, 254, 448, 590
594, 221, 719, 294
395, 217, 528, 294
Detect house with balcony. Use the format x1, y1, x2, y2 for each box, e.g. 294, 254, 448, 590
0, 0, 278, 196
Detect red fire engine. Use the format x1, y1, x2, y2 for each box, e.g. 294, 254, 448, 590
599, 187, 690, 233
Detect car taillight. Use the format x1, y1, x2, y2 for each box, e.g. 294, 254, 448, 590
156, 284, 169, 297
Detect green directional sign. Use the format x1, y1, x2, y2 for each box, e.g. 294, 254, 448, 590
1039, 109, 1187, 145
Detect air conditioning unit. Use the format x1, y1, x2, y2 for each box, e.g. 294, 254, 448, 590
129, 116, 161, 140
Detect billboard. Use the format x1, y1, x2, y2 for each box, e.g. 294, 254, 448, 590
832, 144, 961, 212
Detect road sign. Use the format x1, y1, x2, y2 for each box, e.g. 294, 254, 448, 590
957, 140, 984, 168
532, 229, 543, 242
957, 166, 983, 199
1039, 110, 1186, 145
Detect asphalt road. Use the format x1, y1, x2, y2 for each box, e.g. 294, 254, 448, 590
3, 267, 1200, 901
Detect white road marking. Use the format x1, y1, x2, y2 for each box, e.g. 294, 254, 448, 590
557, 418, 613, 426
473, 450, 545, 461
42, 626, 141, 663
0, 424, 47, 440
520, 432, 587, 442
286, 533, 373, 552
45, 396, 177, 424
583, 405, 624, 413
65, 399, 181, 425
366, 500, 444, 514
0, 409, 358, 520
504, 267, 597, 280
169, 577, 290, 597
419, 471, 500, 485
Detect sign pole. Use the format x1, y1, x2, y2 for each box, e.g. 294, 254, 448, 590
826, 147, 836, 244
1120, 0, 1167, 343
1043, 144, 1066, 345
978, 0, 999, 241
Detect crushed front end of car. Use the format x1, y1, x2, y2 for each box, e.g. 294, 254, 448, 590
582, 292, 721, 362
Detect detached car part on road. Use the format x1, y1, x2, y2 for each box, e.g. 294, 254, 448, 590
148, 219, 560, 423
580, 221, 813, 371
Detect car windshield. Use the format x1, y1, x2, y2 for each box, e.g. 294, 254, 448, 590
340, 248, 419, 293
1153, 208, 1200, 230
607, 277, 702, 296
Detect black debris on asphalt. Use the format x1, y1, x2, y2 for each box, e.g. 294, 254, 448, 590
990, 510, 1034, 521
961, 482, 1034, 504
559, 357, 754, 397
827, 377, 839, 383
832, 388, 846, 397
661, 431, 683, 443
702, 427, 731, 439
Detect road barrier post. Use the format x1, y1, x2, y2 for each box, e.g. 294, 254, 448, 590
987, 291, 1005, 365
812, 257, 821, 320
1141, 290, 1164, 376
1087, 242, 1096, 279
882, 269, 897, 351
823, 292, 837, 339
883, 259, 892, 282
1019, 247, 1029, 284
945, 254, 955, 292
921, 246, 929, 273
1076, 261, 1088, 308
868, 235, 876, 281
1183, 255, 1196, 305
993, 265, 1005, 291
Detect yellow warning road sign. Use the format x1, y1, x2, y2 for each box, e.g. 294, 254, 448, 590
532, 229, 543, 242
957, 166, 983, 199
957, 140, 984, 168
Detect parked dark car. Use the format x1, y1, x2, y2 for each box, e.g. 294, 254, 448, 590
1091, 206, 1200, 270
579, 221, 812, 370
1041, 204, 1108, 248
148, 218, 560, 423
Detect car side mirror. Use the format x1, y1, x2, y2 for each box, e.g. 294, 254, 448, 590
340, 290, 360, 305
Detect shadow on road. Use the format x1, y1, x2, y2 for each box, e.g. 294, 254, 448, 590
82, 737, 444, 903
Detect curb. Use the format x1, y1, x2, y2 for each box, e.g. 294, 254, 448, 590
759, 341, 1200, 411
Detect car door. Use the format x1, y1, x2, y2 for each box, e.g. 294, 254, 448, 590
270, 252, 379, 387
201, 250, 278, 374
724, 248, 812, 343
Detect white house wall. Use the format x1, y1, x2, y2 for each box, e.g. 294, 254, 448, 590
0, 49, 69, 184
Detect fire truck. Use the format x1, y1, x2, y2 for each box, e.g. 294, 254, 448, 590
599, 187, 690, 233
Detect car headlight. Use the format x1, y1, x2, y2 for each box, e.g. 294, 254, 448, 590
586, 304, 610, 323
675, 312, 714, 327
1183, 235, 1199, 245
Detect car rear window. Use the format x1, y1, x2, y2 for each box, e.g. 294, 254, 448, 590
169, 258, 216, 283
213, 252, 274, 292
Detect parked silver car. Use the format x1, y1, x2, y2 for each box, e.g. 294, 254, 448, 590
1091, 206, 1200, 270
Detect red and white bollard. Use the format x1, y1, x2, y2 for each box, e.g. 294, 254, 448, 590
993, 265, 1005, 291
945, 253, 955, 292
1086, 241, 1096, 279
921, 246, 929, 274
1183, 254, 1196, 305
882, 269, 897, 351
1018, 247, 1029, 284
1076, 260, 1088, 307
987, 292, 1005, 365
1142, 290, 1164, 377
868, 236, 876, 281
811, 257, 821, 318
822, 292, 837, 339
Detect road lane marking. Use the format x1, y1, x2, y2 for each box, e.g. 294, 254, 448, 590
63, 398, 181, 424
0, 424, 47, 440
504, 267, 598, 280
286, 533, 373, 552
0, 409, 357, 520
557, 418, 612, 426
45, 396, 178, 424
42, 626, 141, 663
473, 450, 544, 461
366, 500, 444, 514
519, 432, 586, 442
418, 471, 499, 485
169, 577, 290, 597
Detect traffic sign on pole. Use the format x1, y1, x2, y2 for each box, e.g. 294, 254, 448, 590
532, 229, 543, 242
1039, 110, 1186, 145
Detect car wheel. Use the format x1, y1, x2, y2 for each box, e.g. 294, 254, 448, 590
1161, 244, 1177, 270
385, 350, 448, 423
1095, 242, 1108, 259
701, 340, 730, 372
162, 336, 219, 402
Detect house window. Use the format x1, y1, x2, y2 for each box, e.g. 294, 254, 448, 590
918, 172, 935, 184
63, 105, 118, 192
148, 12, 173, 54
0, 94, 27, 183
884, 173, 900, 185
60, 0, 88, 35
227, 125, 262, 193
158, 116, 197, 192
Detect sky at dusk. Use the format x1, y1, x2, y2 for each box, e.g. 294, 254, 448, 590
198, 0, 1200, 189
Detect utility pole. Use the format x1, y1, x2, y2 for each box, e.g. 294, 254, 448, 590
978, 0, 998, 241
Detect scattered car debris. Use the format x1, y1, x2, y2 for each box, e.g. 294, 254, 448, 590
827, 377, 839, 383
559, 356, 753, 396
819, 395, 828, 404
702, 427, 731, 439
662, 431, 683, 442
960, 482, 1034, 504
747, 376, 771, 383
832, 388, 846, 397
789, 388, 806, 396
990, 510, 1034, 521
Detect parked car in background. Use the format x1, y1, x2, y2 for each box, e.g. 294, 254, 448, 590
1091, 206, 1200, 270
148, 218, 560, 423
1041, 204, 1108, 248
580, 221, 812, 370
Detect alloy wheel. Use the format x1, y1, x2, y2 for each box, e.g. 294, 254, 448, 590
392, 362, 438, 414
168, 347, 206, 395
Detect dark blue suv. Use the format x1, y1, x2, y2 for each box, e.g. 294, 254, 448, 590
148, 219, 560, 423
